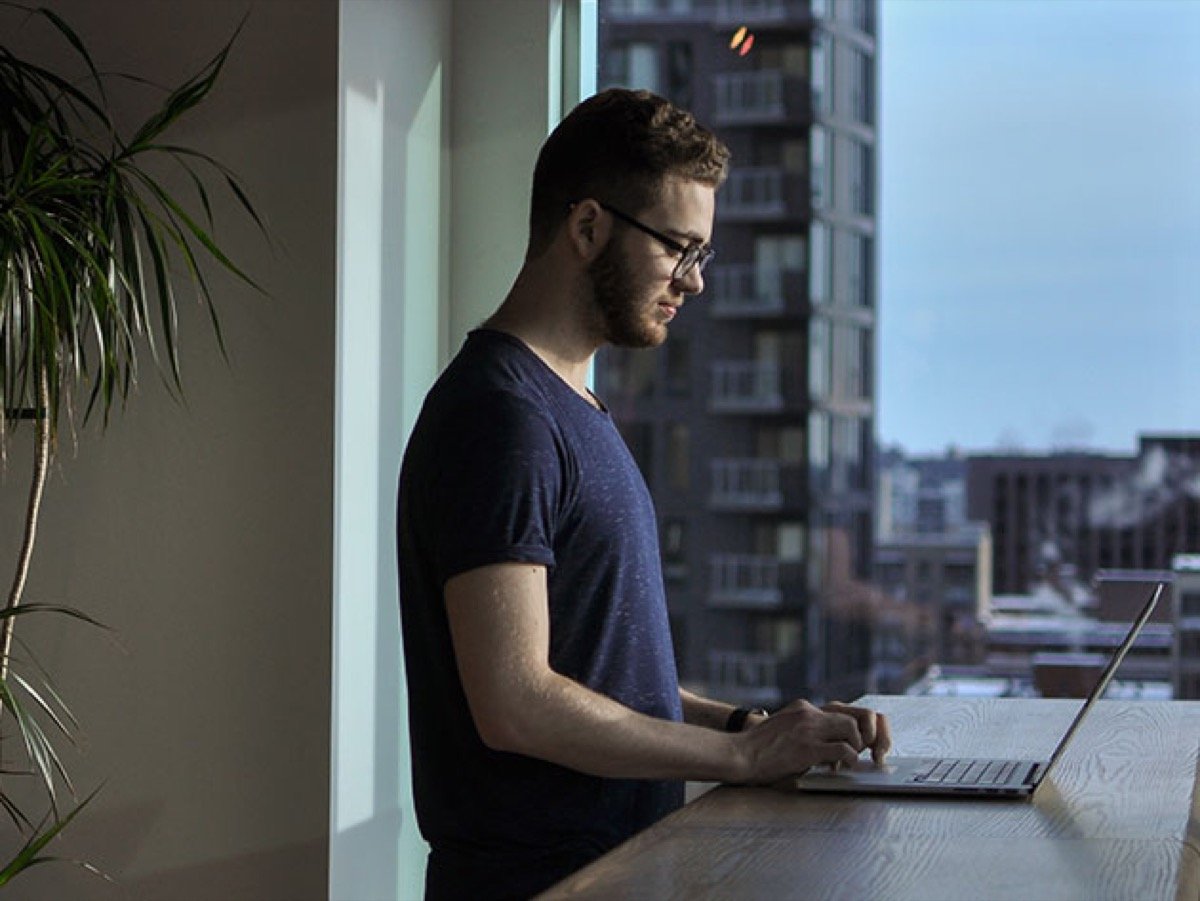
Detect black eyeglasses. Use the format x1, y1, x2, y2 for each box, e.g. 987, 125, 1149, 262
596, 201, 715, 282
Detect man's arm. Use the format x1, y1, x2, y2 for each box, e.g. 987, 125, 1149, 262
445, 562, 889, 784
678, 688, 768, 732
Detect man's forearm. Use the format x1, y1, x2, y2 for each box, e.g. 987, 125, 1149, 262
680, 687, 770, 734
679, 687, 738, 731
448, 564, 751, 783
445, 564, 858, 786
483, 670, 749, 784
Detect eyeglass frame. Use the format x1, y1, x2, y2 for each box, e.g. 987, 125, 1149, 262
587, 200, 716, 282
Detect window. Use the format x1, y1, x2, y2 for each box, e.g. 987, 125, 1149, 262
763, 619, 802, 657
811, 33, 832, 115
1181, 632, 1200, 658
610, 0, 695, 17
809, 220, 830, 303
848, 139, 873, 215
665, 337, 690, 396
781, 43, 809, 76
662, 518, 687, 562
601, 346, 656, 397
845, 233, 872, 307
809, 410, 831, 471
666, 41, 693, 107
605, 42, 660, 93
778, 524, 807, 561
621, 421, 655, 478
851, 46, 874, 124
755, 235, 807, 295
831, 415, 865, 492
778, 426, 806, 463
667, 423, 690, 491
860, 328, 874, 398
782, 138, 808, 174
833, 323, 865, 400
810, 125, 830, 209
809, 318, 831, 399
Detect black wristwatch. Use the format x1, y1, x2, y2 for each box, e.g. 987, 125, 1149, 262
724, 706, 768, 733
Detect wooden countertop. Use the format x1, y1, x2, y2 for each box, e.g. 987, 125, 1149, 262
539, 696, 1200, 900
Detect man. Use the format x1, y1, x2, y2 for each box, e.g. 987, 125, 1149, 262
397, 89, 890, 900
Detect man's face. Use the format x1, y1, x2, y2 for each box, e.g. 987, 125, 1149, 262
587, 178, 716, 349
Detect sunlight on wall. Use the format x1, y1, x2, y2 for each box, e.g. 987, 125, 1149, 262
333, 2, 447, 898
335, 77, 384, 833
333, 2, 588, 898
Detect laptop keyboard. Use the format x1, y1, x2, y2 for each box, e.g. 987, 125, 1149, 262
910, 759, 1021, 785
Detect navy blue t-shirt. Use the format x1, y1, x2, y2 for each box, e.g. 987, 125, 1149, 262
397, 329, 684, 899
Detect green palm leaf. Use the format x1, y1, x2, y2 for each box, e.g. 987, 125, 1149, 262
1, 3, 265, 887
0, 789, 104, 886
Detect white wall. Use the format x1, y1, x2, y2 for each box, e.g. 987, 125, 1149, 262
331, 1, 449, 897
331, 2, 590, 897
0, 1, 588, 897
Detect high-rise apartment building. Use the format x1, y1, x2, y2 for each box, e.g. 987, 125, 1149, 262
596, 0, 878, 703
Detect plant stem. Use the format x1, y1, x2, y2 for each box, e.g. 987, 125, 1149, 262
0, 367, 52, 691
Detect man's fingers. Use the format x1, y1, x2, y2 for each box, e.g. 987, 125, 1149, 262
818, 709, 865, 751
822, 702, 886, 757
754, 701, 891, 780
822, 741, 860, 769
872, 712, 892, 763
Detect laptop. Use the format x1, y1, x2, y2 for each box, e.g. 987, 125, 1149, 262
792, 580, 1165, 799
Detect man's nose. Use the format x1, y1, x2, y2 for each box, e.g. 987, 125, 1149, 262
675, 265, 705, 296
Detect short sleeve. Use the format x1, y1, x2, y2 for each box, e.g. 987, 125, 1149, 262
418, 391, 565, 585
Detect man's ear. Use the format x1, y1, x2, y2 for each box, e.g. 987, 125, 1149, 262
565, 199, 609, 262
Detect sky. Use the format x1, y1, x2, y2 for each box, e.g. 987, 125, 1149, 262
878, 0, 1200, 456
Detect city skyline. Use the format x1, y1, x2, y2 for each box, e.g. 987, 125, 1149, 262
879, 0, 1200, 456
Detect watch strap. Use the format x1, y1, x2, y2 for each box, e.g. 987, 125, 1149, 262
724, 706, 766, 733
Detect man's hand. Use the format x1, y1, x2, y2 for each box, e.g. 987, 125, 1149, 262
730, 699, 891, 784
820, 701, 891, 764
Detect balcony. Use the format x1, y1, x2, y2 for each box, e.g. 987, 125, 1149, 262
710, 360, 804, 413
713, 0, 814, 27
719, 167, 810, 223
711, 361, 782, 411
943, 586, 976, 608
706, 650, 782, 708
713, 71, 812, 127
710, 458, 806, 512
709, 265, 807, 319
605, 0, 704, 20
709, 554, 805, 609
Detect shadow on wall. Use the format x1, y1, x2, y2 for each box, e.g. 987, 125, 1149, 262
10, 797, 326, 900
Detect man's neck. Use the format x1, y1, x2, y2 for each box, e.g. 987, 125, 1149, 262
485, 267, 601, 403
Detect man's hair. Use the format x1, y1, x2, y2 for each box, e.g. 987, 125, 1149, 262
527, 88, 730, 257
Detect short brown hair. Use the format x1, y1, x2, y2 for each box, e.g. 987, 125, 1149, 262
527, 89, 730, 256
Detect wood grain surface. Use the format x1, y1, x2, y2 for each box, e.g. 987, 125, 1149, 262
539, 698, 1200, 901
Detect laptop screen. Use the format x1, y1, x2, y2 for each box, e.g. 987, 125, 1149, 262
1041, 581, 1164, 777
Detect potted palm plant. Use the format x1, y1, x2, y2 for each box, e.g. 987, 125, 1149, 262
0, 5, 264, 882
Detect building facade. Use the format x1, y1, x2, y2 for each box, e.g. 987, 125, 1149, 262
907, 572, 1177, 701
877, 446, 970, 539
1172, 555, 1200, 699
966, 435, 1200, 595
597, 0, 878, 703
873, 525, 992, 683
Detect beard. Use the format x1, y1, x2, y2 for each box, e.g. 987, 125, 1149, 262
587, 240, 666, 349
